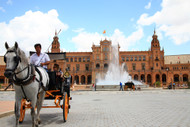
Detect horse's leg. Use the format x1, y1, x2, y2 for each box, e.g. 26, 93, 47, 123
31, 98, 38, 127
15, 99, 21, 127
36, 91, 45, 124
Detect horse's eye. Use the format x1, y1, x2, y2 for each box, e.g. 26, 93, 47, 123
14, 56, 18, 62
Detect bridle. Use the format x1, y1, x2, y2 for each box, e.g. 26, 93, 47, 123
4, 49, 36, 86
4, 49, 21, 73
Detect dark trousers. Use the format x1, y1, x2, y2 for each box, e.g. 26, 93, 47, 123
119, 86, 123, 91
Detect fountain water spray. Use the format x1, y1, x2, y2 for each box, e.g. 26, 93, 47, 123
96, 45, 143, 85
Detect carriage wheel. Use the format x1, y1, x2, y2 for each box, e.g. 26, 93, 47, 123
63, 92, 69, 122
18, 99, 26, 123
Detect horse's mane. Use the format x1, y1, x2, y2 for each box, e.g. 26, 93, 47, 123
8, 46, 29, 64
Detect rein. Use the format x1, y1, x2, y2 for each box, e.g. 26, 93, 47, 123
13, 64, 36, 86
14, 65, 29, 75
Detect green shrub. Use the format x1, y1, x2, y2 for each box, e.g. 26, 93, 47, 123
155, 81, 161, 87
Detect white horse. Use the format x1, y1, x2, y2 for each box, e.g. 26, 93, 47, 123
4, 42, 49, 127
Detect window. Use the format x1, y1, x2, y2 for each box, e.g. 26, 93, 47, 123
135, 57, 137, 61
156, 63, 158, 67
139, 56, 141, 61
66, 58, 69, 62
132, 63, 136, 70
83, 57, 85, 62
103, 47, 106, 51
79, 58, 81, 62
70, 58, 73, 62
104, 63, 108, 68
105, 55, 107, 60
85, 64, 89, 71
67, 64, 70, 71
126, 57, 129, 61
96, 63, 100, 68
87, 57, 90, 62
122, 57, 125, 62
143, 56, 146, 61
142, 63, 145, 70
76, 64, 80, 71
97, 55, 99, 60
130, 56, 133, 61
75, 57, 77, 62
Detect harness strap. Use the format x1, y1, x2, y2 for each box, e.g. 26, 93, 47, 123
20, 85, 30, 101
13, 64, 35, 86
35, 66, 48, 91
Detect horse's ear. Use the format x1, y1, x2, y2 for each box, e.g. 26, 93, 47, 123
15, 42, 18, 49
5, 42, 9, 49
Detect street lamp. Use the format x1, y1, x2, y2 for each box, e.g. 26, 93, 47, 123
143, 66, 145, 83
166, 68, 169, 87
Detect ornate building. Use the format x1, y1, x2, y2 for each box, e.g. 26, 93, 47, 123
0, 30, 190, 88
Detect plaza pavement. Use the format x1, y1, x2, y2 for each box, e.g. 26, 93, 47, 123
0, 89, 190, 127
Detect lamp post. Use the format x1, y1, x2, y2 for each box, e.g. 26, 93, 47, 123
166, 68, 169, 87
143, 66, 145, 83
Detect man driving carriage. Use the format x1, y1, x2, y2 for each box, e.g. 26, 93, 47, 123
30, 43, 50, 71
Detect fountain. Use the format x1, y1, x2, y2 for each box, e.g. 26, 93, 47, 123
96, 45, 145, 90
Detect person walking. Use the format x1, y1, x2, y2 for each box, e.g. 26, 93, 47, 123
119, 82, 123, 91
173, 82, 175, 90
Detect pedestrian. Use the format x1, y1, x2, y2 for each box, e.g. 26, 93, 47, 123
119, 82, 123, 91
30, 43, 50, 71
94, 82, 96, 91
92, 83, 95, 91
173, 82, 175, 89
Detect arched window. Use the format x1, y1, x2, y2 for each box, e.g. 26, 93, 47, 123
104, 63, 108, 68
156, 74, 160, 82
134, 74, 138, 80
96, 63, 100, 68
183, 74, 188, 82
174, 74, 179, 82
162, 74, 166, 83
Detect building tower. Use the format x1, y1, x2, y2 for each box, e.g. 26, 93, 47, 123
150, 29, 164, 82
51, 30, 60, 53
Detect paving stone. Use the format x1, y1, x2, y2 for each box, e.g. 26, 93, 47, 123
0, 90, 190, 127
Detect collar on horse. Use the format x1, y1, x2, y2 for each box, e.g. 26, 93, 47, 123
13, 64, 36, 86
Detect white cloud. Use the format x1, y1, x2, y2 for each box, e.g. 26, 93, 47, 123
71, 27, 144, 52
6, 0, 13, 5
0, 7, 5, 12
145, 2, 151, 9
0, 9, 68, 56
138, 0, 190, 45
72, 28, 85, 33
72, 32, 103, 51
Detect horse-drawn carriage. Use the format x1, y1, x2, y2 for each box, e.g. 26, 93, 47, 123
124, 81, 135, 91
3, 42, 71, 127
18, 71, 72, 123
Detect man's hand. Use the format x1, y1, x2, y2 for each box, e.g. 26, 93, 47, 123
40, 63, 44, 66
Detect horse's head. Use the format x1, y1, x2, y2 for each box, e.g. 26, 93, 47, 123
4, 42, 22, 78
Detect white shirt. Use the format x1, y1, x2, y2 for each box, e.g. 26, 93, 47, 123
30, 53, 50, 69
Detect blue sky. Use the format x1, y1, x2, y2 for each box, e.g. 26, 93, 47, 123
0, 0, 190, 56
